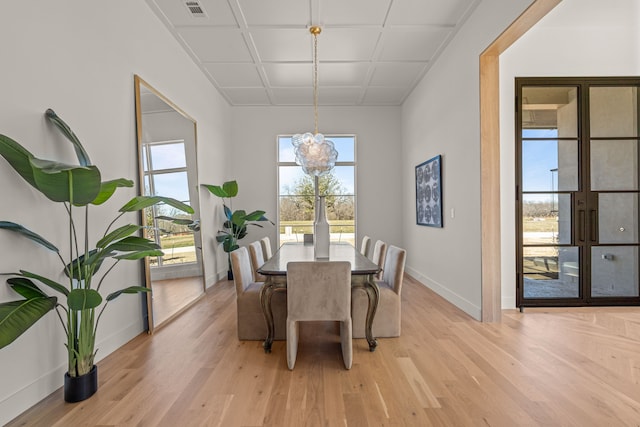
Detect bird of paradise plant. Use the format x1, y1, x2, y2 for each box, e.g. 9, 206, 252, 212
0, 109, 193, 387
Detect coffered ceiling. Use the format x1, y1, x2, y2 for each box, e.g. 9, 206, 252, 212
145, 0, 480, 106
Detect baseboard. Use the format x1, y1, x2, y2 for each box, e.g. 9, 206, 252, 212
502, 295, 516, 310
0, 320, 144, 426
405, 265, 482, 320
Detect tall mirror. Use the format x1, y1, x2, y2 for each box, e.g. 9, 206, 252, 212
134, 75, 205, 332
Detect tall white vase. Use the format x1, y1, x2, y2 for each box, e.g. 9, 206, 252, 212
314, 195, 330, 259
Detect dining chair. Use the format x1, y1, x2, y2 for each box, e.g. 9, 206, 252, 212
248, 240, 267, 282
352, 245, 406, 338
370, 240, 387, 280
360, 235, 371, 258
260, 236, 273, 260
286, 261, 353, 370
230, 247, 286, 340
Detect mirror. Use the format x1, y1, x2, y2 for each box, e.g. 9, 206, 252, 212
134, 75, 205, 332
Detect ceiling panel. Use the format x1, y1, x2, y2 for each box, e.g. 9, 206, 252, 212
145, 0, 481, 106
322, 0, 392, 26
237, 0, 310, 26
203, 63, 263, 87
369, 62, 427, 87
178, 28, 253, 62
250, 28, 313, 62
386, 0, 476, 26
222, 87, 271, 105
378, 27, 452, 61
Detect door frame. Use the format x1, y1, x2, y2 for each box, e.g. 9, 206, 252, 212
479, 0, 562, 321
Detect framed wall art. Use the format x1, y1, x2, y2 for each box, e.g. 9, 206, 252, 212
415, 155, 442, 227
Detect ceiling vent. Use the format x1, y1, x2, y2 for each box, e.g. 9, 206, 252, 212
183, 1, 208, 18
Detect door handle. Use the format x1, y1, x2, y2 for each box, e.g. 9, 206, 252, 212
589, 209, 597, 242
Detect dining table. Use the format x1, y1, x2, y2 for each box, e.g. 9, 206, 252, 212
257, 242, 381, 353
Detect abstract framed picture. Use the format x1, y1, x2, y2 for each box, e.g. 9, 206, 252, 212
415, 155, 442, 227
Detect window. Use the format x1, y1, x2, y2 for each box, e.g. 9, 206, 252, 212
142, 139, 196, 266
277, 135, 356, 246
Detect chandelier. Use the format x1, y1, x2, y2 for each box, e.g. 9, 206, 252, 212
292, 26, 338, 177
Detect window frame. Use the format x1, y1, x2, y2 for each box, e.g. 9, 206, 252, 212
276, 134, 357, 247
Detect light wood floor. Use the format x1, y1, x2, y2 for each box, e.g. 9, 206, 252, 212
7, 276, 640, 426
151, 276, 205, 327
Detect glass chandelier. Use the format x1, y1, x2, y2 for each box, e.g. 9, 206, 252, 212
291, 26, 338, 177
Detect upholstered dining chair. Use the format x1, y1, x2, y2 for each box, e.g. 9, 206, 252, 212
360, 235, 371, 258
352, 245, 406, 338
260, 236, 273, 261
230, 247, 286, 340
286, 261, 353, 370
370, 240, 387, 280
248, 240, 267, 282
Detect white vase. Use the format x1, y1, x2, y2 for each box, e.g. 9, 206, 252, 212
314, 195, 330, 259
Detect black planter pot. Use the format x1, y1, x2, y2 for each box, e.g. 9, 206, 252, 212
64, 365, 98, 403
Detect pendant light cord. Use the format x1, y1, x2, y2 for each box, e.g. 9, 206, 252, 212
311, 27, 320, 135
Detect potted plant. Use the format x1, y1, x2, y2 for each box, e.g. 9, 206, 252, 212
202, 180, 272, 279
0, 109, 194, 402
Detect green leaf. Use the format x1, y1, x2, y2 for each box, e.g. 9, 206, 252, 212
67, 289, 102, 311
222, 239, 238, 253
106, 286, 150, 302
64, 249, 107, 280
119, 196, 194, 214
0, 221, 59, 252
96, 224, 142, 248
155, 216, 194, 226
222, 181, 238, 197
113, 249, 164, 260
0, 297, 57, 349
7, 277, 48, 299
231, 210, 247, 227
104, 236, 160, 253
19, 270, 69, 296
223, 205, 232, 221
243, 210, 267, 222
45, 109, 92, 167
0, 134, 37, 188
30, 158, 101, 206
91, 178, 134, 206
202, 184, 227, 198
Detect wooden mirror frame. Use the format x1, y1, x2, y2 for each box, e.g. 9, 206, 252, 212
134, 75, 206, 332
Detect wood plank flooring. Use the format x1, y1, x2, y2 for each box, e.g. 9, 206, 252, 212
7, 275, 640, 426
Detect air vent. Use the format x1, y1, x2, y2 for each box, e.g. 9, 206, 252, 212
183, 1, 208, 18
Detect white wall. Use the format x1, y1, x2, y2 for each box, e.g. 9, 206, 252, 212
225, 106, 403, 268
499, 0, 640, 308
401, 0, 534, 319
0, 1, 229, 424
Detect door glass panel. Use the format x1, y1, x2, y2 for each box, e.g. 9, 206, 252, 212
522, 86, 578, 137
523, 246, 579, 298
522, 140, 578, 191
591, 246, 639, 297
590, 87, 638, 138
590, 139, 638, 191
598, 193, 639, 244
522, 194, 571, 245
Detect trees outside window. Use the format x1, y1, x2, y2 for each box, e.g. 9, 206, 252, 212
277, 135, 356, 246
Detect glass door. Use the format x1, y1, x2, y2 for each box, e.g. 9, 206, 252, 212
588, 85, 639, 299
516, 78, 640, 308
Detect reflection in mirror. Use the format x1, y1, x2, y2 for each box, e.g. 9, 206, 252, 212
134, 75, 205, 332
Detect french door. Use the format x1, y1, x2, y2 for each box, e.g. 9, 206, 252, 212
516, 77, 640, 308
